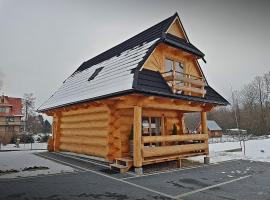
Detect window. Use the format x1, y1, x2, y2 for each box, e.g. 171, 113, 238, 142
175, 61, 184, 74
0, 107, 6, 113
164, 58, 184, 74
88, 67, 104, 81
142, 116, 162, 147
164, 59, 174, 72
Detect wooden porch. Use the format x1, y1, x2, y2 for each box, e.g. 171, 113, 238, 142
110, 100, 210, 173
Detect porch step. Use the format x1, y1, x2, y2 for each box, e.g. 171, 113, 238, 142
110, 157, 133, 173
110, 163, 129, 173
115, 157, 133, 167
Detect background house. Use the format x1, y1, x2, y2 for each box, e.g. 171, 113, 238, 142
0, 95, 23, 144
197, 120, 223, 138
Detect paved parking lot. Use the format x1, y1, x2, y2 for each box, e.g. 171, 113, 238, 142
1, 152, 270, 200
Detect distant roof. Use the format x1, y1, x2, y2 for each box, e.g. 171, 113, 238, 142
38, 13, 228, 112
207, 120, 222, 131
0, 96, 23, 116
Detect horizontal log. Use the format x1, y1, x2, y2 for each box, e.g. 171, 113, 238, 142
60, 136, 107, 146
142, 109, 178, 118
166, 118, 180, 123
60, 143, 107, 158
175, 85, 206, 95
164, 74, 205, 87
118, 109, 133, 116
62, 106, 108, 116
142, 102, 202, 112
61, 113, 109, 123
61, 128, 108, 137
143, 134, 208, 143
143, 152, 206, 165
143, 143, 208, 158
60, 120, 108, 129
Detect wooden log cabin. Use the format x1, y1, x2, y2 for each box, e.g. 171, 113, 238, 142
38, 13, 229, 173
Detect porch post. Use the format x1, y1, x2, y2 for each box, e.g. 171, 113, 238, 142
201, 111, 208, 135
201, 111, 210, 163
133, 106, 143, 174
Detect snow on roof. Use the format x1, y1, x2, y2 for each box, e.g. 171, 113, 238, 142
38, 39, 158, 111
227, 128, 247, 133
207, 120, 222, 131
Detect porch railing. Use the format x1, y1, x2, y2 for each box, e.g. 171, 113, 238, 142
162, 70, 206, 96
142, 133, 208, 159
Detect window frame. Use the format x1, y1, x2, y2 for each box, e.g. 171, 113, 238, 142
163, 56, 185, 74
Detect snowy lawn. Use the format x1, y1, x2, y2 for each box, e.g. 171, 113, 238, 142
0, 150, 74, 179
190, 137, 270, 164
0, 143, 47, 151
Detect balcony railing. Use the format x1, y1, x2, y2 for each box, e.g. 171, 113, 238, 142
162, 70, 206, 97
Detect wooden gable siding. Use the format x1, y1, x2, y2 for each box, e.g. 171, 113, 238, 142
166, 19, 186, 39
143, 43, 202, 78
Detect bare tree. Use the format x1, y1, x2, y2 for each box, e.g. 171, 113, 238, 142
22, 93, 36, 132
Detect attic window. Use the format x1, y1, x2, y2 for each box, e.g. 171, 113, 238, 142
88, 67, 103, 81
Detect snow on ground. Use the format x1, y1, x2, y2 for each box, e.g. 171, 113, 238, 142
190, 137, 270, 164
0, 143, 47, 151
0, 150, 74, 179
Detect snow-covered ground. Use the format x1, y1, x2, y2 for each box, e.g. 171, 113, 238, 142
1, 137, 270, 179
190, 137, 270, 163
0, 142, 47, 151
0, 150, 74, 179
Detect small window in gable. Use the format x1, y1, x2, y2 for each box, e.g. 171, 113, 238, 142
88, 67, 104, 81
165, 59, 174, 72
164, 58, 184, 73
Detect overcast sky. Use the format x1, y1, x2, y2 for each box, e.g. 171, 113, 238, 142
0, 0, 270, 109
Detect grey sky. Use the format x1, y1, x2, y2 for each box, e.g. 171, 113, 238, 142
0, 0, 270, 109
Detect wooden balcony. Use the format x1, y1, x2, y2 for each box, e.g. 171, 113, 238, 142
162, 70, 206, 97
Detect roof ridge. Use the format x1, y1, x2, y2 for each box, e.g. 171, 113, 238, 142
74, 13, 177, 73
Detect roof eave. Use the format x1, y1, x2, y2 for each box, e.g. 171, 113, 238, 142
163, 37, 205, 58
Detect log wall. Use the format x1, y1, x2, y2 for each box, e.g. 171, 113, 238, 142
58, 106, 110, 158
47, 94, 210, 162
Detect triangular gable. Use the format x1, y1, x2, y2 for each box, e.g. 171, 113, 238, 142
166, 16, 189, 42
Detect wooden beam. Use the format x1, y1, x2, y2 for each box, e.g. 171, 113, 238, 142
142, 134, 208, 143
143, 143, 208, 158
201, 111, 209, 155
201, 112, 207, 134
175, 85, 206, 96
142, 101, 202, 112
133, 106, 142, 168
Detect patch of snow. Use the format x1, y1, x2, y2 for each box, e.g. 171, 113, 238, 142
1, 143, 47, 151
189, 137, 270, 164
0, 150, 74, 179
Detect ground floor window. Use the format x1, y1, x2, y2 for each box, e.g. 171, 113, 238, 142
142, 116, 162, 146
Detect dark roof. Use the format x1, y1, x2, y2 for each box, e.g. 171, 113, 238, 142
75, 14, 177, 73
163, 33, 205, 58
39, 12, 227, 112
75, 13, 204, 73
133, 69, 229, 105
